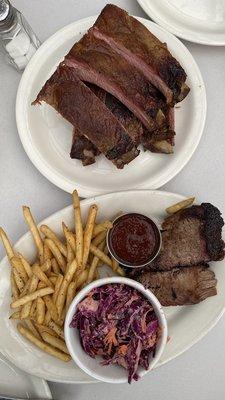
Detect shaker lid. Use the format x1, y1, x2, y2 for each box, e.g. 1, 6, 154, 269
0, 0, 14, 28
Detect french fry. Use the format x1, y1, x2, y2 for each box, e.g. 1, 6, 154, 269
13, 267, 25, 292
36, 298, 45, 325
23, 206, 44, 264
18, 253, 33, 278
35, 323, 58, 338
90, 244, 112, 267
17, 324, 71, 362
49, 276, 57, 285
11, 287, 54, 309
20, 274, 39, 319
92, 221, 113, 238
33, 264, 53, 288
45, 239, 66, 273
38, 281, 47, 289
76, 269, 88, 289
10, 272, 19, 300
51, 258, 61, 274
52, 274, 63, 304
166, 197, 195, 215
0, 227, 14, 260
66, 281, 76, 312
25, 319, 42, 340
87, 241, 105, 283
43, 295, 59, 323
19, 278, 31, 298
67, 242, 74, 265
56, 258, 78, 317
43, 242, 52, 262
92, 230, 106, 247
73, 190, 83, 269
9, 311, 20, 319
44, 310, 51, 326
83, 204, 98, 268
48, 320, 64, 339
40, 259, 51, 274
30, 299, 37, 319
11, 256, 28, 283
40, 225, 67, 257
42, 332, 69, 354
111, 258, 126, 277
62, 223, 76, 252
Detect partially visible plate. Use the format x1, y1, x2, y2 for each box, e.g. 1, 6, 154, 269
138, 0, 225, 45
16, 16, 206, 197
0, 353, 51, 399
0, 190, 224, 383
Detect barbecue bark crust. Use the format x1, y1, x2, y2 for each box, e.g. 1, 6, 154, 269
91, 4, 189, 105
33, 65, 139, 168
136, 265, 217, 306
150, 203, 225, 271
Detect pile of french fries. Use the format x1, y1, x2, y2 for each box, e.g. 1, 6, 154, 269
0, 190, 125, 362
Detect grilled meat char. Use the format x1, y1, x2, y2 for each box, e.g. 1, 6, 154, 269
136, 265, 217, 306
91, 4, 189, 105
151, 203, 225, 271
64, 31, 173, 136
33, 65, 139, 169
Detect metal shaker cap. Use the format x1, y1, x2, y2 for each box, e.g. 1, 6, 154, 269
0, 0, 14, 30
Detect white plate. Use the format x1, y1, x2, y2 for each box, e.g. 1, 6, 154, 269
138, 0, 225, 45
0, 190, 224, 384
0, 353, 51, 399
16, 16, 206, 198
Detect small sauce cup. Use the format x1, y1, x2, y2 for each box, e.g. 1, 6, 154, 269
107, 213, 162, 268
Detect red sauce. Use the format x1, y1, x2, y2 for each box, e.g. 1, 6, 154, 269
108, 213, 161, 266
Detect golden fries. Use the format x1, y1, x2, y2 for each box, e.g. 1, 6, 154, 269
45, 239, 66, 273
73, 190, 83, 269
40, 225, 67, 257
166, 197, 195, 215
3, 188, 127, 363
17, 324, 71, 362
11, 287, 54, 309
23, 206, 44, 264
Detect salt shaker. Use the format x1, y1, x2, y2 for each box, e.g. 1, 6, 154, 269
0, 0, 40, 71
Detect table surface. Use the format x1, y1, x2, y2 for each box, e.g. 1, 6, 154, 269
1, 0, 225, 399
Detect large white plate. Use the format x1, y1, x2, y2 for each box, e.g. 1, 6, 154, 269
0, 190, 224, 384
138, 0, 225, 45
0, 353, 51, 399
16, 16, 206, 198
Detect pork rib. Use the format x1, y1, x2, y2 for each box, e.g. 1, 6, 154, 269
136, 265, 217, 306
33, 65, 139, 168
64, 32, 170, 134
90, 4, 189, 105
151, 203, 225, 271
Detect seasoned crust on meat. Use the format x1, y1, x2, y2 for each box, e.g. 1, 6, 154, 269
151, 203, 225, 271
136, 265, 217, 306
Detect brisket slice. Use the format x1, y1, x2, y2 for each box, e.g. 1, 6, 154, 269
33, 65, 139, 168
136, 265, 217, 306
64, 32, 171, 134
150, 203, 225, 271
91, 4, 189, 105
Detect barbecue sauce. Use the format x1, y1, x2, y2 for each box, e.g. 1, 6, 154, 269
108, 213, 161, 267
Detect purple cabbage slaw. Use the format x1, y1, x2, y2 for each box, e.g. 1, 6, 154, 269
70, 283, 159, 383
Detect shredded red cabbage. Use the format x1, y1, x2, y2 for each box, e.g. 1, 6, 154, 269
70, 283, 159, 383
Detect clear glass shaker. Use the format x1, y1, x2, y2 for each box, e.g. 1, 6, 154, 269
0, 0, 40, 71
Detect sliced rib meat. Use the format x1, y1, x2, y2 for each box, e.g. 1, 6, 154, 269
91, 4, 189, 105
33, 65, 139, 168
64, 32, 171, 134
151, 203, 225, 271
136, 265, 217, 306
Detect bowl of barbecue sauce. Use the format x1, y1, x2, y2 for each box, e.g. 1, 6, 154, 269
107, 213, 162, 268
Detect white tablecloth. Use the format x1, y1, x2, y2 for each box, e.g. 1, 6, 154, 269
1, 0, 225, 398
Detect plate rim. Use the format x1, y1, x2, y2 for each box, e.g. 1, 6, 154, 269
0, 189, 225, 383
16, 16, 206, 198
137, 0, 225, 46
